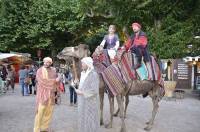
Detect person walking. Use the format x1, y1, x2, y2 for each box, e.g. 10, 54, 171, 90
75, 57, 100, 132
6, 65, 16, 92
18, 65, 29, 96
28, 64, 38, 94
65, 70, 77, 106
33, 57, 60, 132
0, 64, 7, 93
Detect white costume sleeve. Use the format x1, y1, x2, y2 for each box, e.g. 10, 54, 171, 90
114, 41, 120, 50
100, 40, 106, 47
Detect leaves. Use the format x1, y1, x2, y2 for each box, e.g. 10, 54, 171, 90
0, 0, 199, 58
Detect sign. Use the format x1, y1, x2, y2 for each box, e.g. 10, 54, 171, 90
177, 63, 188, 80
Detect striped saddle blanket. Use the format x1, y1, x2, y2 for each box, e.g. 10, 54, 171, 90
93, 49, 164, 96
118, 50, 164, 88
101, 65, 125, 96
92, 49, 111, 73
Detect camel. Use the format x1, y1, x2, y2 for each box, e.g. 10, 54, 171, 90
57, 44, 164, 132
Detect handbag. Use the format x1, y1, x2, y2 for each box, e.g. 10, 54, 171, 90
59, 82, 64, 92
24, 77, 30, 84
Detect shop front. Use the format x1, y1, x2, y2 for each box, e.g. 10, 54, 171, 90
161, 59, 192, 89
194, 60, 200, 90
183, 56, 200, 90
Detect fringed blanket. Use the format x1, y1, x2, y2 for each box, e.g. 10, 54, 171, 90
150, 56, 164, 88
92, 50, 111, 73
93, 49, 164, 96
118, 51, 136, 83
118, 50, 164, 88
101, 65, 125, 96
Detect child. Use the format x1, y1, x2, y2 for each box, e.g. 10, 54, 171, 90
100, 25, 120, 61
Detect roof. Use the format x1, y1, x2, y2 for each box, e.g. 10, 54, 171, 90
0, 53, 22, 60
183, 55, 200, 62
0, 53, 32, 64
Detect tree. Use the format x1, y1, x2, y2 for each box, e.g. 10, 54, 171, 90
0, 0, 199, 58
0, 0, 85, 56
75, 0, 200, 58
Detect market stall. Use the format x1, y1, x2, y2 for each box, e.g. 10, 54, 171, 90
0, 53, 32, 83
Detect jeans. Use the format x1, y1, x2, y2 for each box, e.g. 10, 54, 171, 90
69, 86, 77, 104
20, 80, 29, 96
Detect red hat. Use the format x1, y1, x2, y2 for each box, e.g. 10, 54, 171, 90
132, 22, 141, 29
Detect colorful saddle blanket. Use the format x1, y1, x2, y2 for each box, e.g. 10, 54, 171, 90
118, 50, 164, 87
92, 49, 111, 73
92, 49, 164, 96
136, 62, 148, 80
101, 65, 125, 96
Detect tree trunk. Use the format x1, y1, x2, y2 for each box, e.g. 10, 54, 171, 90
154, 17, 161, 31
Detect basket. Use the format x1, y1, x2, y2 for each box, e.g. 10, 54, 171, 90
164, 81, 177, 97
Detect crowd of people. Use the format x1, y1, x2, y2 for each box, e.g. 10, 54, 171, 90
18, 64, 38, 96
1, 21, 151, 132
0, 60, 90, 131
0, 62, 77, 99
0, 64, 16, 93
33, 21, 151, 132
0, 63, 38, 94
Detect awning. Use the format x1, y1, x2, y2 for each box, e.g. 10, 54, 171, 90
183, 55, 200, 62
0, 53, 22, 60
0, 53, 31, 64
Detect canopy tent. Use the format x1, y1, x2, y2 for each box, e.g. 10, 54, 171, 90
0, 53, 22, 60
0, 53, 32, 83
0, 53, 31, 64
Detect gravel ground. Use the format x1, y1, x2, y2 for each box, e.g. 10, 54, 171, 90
0, 84, 200, 132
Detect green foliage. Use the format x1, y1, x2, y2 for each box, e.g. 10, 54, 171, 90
148, 15, 195, 59
0, 0, 199, 58
84, 25, 107, 52
0, 0, 84, 54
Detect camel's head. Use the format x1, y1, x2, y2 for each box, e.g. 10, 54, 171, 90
57, 44, 90, 60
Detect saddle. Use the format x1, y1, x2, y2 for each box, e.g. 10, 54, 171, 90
92, 48, 164, 96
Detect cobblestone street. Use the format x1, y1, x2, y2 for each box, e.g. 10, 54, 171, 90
0, 85, 200, 132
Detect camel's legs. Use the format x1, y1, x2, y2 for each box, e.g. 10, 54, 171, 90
105, 95, 114, 128
145, 90, 159, 131
124, 95, 129, 118
99, 89, 104, 125
114, 94, 129, 118
116, 95, 126, 132
113, 107, 120, 117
